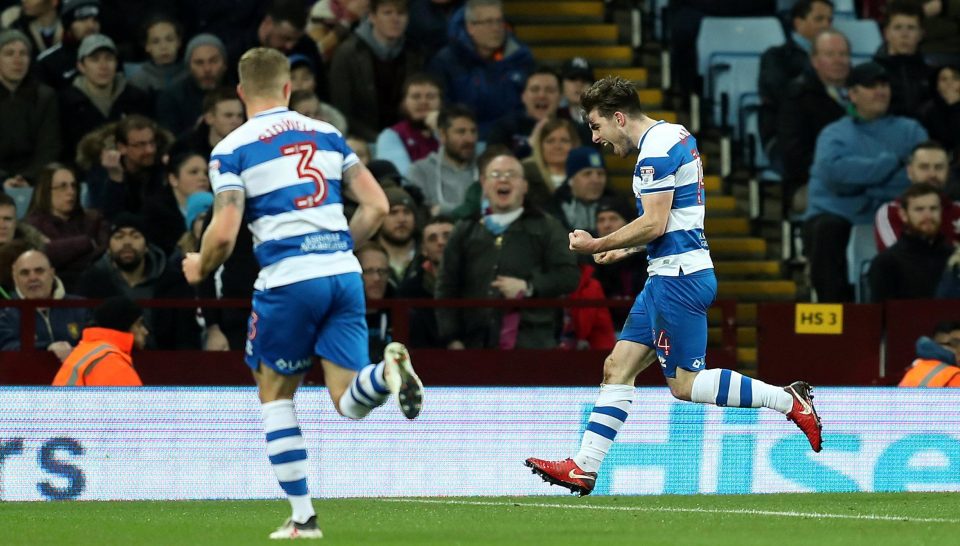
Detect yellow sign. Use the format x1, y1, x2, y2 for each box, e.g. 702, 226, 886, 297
794, 304, 843, 334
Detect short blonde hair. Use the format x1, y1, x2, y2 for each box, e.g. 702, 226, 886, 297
238, 47, 290, 99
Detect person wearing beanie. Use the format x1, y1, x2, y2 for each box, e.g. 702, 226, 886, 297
52, 295, 146, 386
35, 0, 101, 90
7, 0, 62, 57
155, 33, 227, 134
74, 211, 167, 301
376, 185, 420, 288
0, 29, 61, 184
547, 146, 615, 233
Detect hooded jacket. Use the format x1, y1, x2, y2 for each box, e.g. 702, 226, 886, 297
0, 276, 89, 350
406, 149, 477, 215
58, 74, 152, 162
74, 243, 167, 300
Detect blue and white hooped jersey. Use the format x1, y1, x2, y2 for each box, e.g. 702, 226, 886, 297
209, 107, 361, 290
633, 122, 713, 276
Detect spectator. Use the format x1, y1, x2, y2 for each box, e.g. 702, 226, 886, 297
396, 214, 453, 347
51, 295, 146, 386
522, 118, 580, 210
869, 183, 954, 301
549, 146, 614, 233
346, 134, 372, 165
0, 192, 47, 250
874, 1, 932, 117
560, 261, 616, 351
75, 211, 166, 300
377, 186, 419, 288
356, 241, 392, 361
329, 0, 425, 141
406, 0, 462, 54
142, 152, 210, 255
306, 0, 370, 62
759, 0, 834, 154
804, 61, 928, 302
171, 0, 262, 46
223, 0, 327, 98
486, 66, 561, 159
8, 0, 62, 56
374, 73, 441, 175
289, 88, 348, 133
406, 103, 478, 216
875, 141, 960, 250
0, 248, 87, 359
558, 56, 594, 144
0, 29, 60, 184
127, 13, 187, 93
23, 163, 107, 290
155, 33, 227, 135
34, 0, 99, 90
288, 53, 317, 92
779, 28, 851, 212
918, 65, 960, 152
435, 152, 579, 349
86, 115, 165, 219
913, 0, 960, 56
938, 242, 960, 297
428, 0, 534, 137
590, 196, 646, 329
898, 321, 960, 387
169, 87, 244, 160
59, 34, 152, 160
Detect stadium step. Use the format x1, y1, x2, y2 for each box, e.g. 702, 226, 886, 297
530, 45, 633, 66
738, 347, 758, 367
713, 260, 781, 279
707, 327, 757, 346
514, 24, 618, 44
704, 217, 748, 235
505, 1, 605, 22
594, 67, 648, 86
709, 237, 766, 258
706, 195, 736, 214
718, 281, 797, 301
707, 303, 757, 326
638, 88, 664, 108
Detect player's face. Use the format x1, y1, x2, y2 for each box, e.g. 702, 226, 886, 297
907, 148, 950, 187
0, 41, 29, 84
369, 3, 409, 41
189, 45, 226, 91
901, 193, 942, 238
522, 73, 560, 121
109, 228, 147, 271
440, 117, 478, 164
359, 249, 389, 300
794, 1, 832, 41
596, 210, 627, 237
586, 109, 631, 158
570, 167, 607, 202
884, 15, 922, 55
207, 99, 244, 139
481, 155, 527, 213
13, 251, 55, 300
541, 127, 573, 168
145, 21, 180, 66
402, 83, 440, 122
49, 168, 79, 218
811, 33, 850, 86
381, 205, 416, 245
421, 222, 453, 265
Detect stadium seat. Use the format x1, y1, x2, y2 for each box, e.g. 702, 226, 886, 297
834, 19, 882, 60
5, 186, 32, 219
846, 223, 878, 303
123, 62, 142, 79
832, 0, 857, 20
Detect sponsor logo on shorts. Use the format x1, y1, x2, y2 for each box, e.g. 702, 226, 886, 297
691, 358, 704, 369
275, 358, 312, 373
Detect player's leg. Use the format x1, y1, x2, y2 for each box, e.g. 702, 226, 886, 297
246, 287, 323, 539
317, 273, 423, 420
525, 291, 657, 495
657, 271, 822, 452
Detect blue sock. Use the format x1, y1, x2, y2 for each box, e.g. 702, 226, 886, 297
573, 384, 635, 473
691, 369, 793, 413
262, 399, 314, 523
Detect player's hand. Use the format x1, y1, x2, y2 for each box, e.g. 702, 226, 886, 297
593, 248, 630, 265
569, 230, 600, 254
182, 252, 203, 285
491, 275, 528, 298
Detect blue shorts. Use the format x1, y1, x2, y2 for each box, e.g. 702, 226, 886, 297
619, 269, 717, 378
244, 273, 370, 375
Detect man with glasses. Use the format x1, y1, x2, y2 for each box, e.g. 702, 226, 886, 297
899, 321, 960, 387
435, 151, 579, 349
427, 0, 534, 137
86, 115, 165, 219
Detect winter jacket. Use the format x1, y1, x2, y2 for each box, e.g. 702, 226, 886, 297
396, 259, 442, 348
805, 114, 927, 224
375, 120, 439, 176
406, 150, 477, 215
155, 75, 208, 135
869, 232, 953, 302
0, 277, 88, 350
0, 77, 60, 180
23, 209, 109, 290
918, 95, 960, 152
778, 72, 846, 190
873, 47, 932, 119
128, 62, 188, 94
75, 244, 167, 300
142, 188, 188, 256
427, 7, 534, 136
562, 264, 616, 350
435, 207, 579, 348
58, 75, 153, 163
758, 36, 811, 149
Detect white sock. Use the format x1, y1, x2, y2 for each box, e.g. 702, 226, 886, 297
573, 384, 635, 473
262, 399, 314, 523
338, 361, 390, 419
690, 369, 793, 413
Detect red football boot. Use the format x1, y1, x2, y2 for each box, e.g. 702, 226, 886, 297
784, 381, 823, 452
525, 457, 597, 496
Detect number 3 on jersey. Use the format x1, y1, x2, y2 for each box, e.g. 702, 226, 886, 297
281, 141, 327, 209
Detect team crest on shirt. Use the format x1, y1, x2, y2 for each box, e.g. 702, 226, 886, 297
639, 166, 655, 184
209, 159, 220, 171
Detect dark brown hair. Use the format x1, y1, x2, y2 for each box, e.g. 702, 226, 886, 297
580, 76, 643, 119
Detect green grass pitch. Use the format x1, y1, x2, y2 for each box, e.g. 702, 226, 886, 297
1, 493, 958, 545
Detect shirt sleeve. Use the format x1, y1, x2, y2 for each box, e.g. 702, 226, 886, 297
209, 146, 244, 194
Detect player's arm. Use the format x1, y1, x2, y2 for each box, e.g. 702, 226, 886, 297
571, 191, 672, 254
183, 189, 244, 285
343, 162, 389, 244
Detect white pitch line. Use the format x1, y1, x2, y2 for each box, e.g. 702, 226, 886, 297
382, 498, 960, 524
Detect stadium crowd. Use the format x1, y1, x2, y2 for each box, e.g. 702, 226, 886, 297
0, 0, 957, 378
